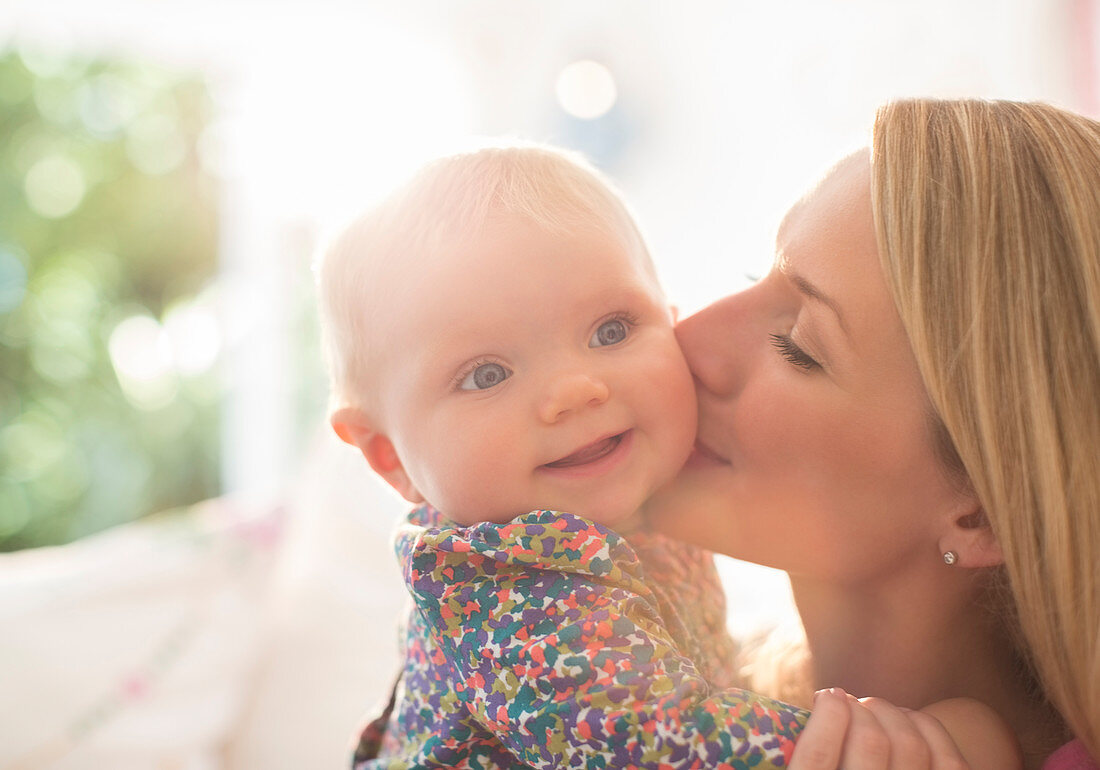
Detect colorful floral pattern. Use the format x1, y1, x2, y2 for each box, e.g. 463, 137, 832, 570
355, 506, 807, 769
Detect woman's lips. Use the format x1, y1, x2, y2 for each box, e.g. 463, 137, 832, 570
688, 439, 729, 466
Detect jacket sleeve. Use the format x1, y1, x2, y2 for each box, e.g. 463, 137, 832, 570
398, 510, 807, 770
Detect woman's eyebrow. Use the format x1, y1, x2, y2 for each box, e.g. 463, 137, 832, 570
777, 256, 849, 336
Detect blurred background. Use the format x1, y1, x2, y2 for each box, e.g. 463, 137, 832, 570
1, 0, 1097, 768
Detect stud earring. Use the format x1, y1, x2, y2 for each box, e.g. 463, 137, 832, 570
942, 551, 958, 566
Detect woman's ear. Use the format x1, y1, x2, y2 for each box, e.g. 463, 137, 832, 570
938, 502, 1003, 569
330, 407, 425, 504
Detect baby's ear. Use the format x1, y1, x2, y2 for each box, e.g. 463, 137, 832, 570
330, 407, 424, 504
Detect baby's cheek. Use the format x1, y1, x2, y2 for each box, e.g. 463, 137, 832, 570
454, 447, 529, 522
656, 348, 698, 422
424, 450, 489, 520
647, 350, 698, 469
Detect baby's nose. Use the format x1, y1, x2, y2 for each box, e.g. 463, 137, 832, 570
537, 372, 609, 423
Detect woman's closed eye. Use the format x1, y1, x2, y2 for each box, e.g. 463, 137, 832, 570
457, 361, 513, 391
770, 333, 820, 371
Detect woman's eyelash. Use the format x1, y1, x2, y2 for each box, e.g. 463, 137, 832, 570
769, 333, 820, 371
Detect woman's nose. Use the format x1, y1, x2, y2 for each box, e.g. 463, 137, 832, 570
538, 371, 610, 423
675, 292, 749, 397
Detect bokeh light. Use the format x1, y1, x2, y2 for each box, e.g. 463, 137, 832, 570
29, 318, 94, 383
108, 313, 179, 410
0, 248, 28, 314
78, 72, 141, 138
23, 154, 86, 218
31, 72, 82, 125
126, 111, 186, 175
33, 263, 101, 321
555, 59, 617, 120
162, 295, 221, 376
0, 409, 67, 483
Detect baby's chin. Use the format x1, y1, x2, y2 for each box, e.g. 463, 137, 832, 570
434, 504, 518, 527
557, 503, 647, 534
442, 501, 644, 533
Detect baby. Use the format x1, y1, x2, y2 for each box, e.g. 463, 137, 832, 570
317, 144, 806, 768
317, 144, 1017, 769
324, 147, 695, 534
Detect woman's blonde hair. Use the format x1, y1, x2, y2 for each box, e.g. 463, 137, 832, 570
871, 98, 1100, 758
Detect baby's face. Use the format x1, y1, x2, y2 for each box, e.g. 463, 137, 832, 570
372, 215, 697, 527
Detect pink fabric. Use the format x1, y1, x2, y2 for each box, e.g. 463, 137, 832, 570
1043, 739, 1100, 770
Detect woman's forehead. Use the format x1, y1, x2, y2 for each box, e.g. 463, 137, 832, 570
777, 149, 871, 248
774, 149, 906, 353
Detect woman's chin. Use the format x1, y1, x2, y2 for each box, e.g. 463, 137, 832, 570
644, 471, 719, 537
643, 444, 754, 555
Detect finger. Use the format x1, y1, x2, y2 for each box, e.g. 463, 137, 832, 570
789, 688, 852, 770
904, 710, 969, 770
857, 697, 932, 770
837, 696, 892, 770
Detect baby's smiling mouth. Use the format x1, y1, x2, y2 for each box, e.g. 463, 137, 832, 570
543, 432, 627, 469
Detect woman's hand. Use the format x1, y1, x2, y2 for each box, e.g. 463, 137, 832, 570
789, 688, 972, 770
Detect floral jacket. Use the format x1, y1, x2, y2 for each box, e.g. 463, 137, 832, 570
354, 506, 807, 769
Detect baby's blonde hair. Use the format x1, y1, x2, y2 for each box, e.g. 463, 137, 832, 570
316, 143, 656, 411
872, 98, 1100, 757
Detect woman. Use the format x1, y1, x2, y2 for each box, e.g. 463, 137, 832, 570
648, 98, 1099, 769
379, 98, 1098, 769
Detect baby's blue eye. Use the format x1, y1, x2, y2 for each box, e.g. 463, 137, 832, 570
459, 362, 512, 391
590, 319, 629, 347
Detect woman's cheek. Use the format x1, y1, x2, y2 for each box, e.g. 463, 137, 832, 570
735, 372, 818, 455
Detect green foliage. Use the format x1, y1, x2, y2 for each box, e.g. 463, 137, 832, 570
0, 48, 220, 551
